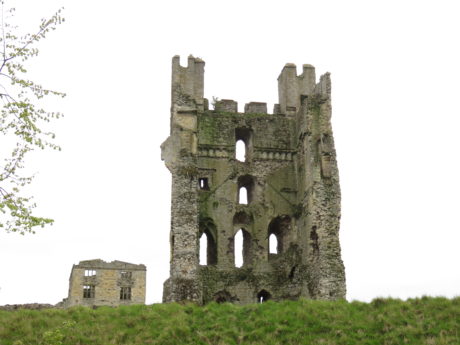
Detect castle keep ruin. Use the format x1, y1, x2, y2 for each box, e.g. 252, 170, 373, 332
161, 56, 346, 304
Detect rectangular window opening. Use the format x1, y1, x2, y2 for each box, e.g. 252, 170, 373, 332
198, 178, 209, 190
120, 287, 132, 300
83, 285, 95, 298
84, 269, 96, 277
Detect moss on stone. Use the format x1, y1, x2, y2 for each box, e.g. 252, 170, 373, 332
177, 165, 199, 178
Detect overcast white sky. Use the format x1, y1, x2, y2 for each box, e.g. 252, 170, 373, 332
1, 0, 459, 305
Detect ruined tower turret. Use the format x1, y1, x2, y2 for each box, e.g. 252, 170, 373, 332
161, 56, 346, 304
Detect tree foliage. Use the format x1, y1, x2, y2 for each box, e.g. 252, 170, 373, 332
0, 1, 65, 234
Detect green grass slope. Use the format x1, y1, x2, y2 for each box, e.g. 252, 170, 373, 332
1, 297, 459, 345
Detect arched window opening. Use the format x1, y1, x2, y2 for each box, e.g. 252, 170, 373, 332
199, 233, 208, 265
257, 289, 271, 303
236, 140, 246, 162
235, 128, 253, 162
237, 175, 255, 204
234, 230, 243, 268
239, 187, 248, 204
269, 234, 278, 254
268, 215, 292, 256
199, 217, 218, 266
234, 228, 253, 268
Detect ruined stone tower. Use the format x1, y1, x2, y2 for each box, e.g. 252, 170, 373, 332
161, 56, 345, 304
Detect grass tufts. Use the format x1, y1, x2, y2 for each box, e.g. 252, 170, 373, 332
0, 297, 459, 344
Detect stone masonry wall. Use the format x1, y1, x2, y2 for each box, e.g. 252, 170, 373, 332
161, 56, 346, 304
64, 259, 146, 308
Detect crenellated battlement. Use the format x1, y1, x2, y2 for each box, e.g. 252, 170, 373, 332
171, 55, 330, 116
214, 99, 268, 114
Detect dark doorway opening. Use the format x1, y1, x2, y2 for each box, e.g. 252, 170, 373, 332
257, 289, 271, 303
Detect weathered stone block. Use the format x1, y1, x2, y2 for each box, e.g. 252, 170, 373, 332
216, 99, 238, 113
244, 102, 267, 114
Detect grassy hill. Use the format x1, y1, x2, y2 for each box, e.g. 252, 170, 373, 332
1, 297, 459, 345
